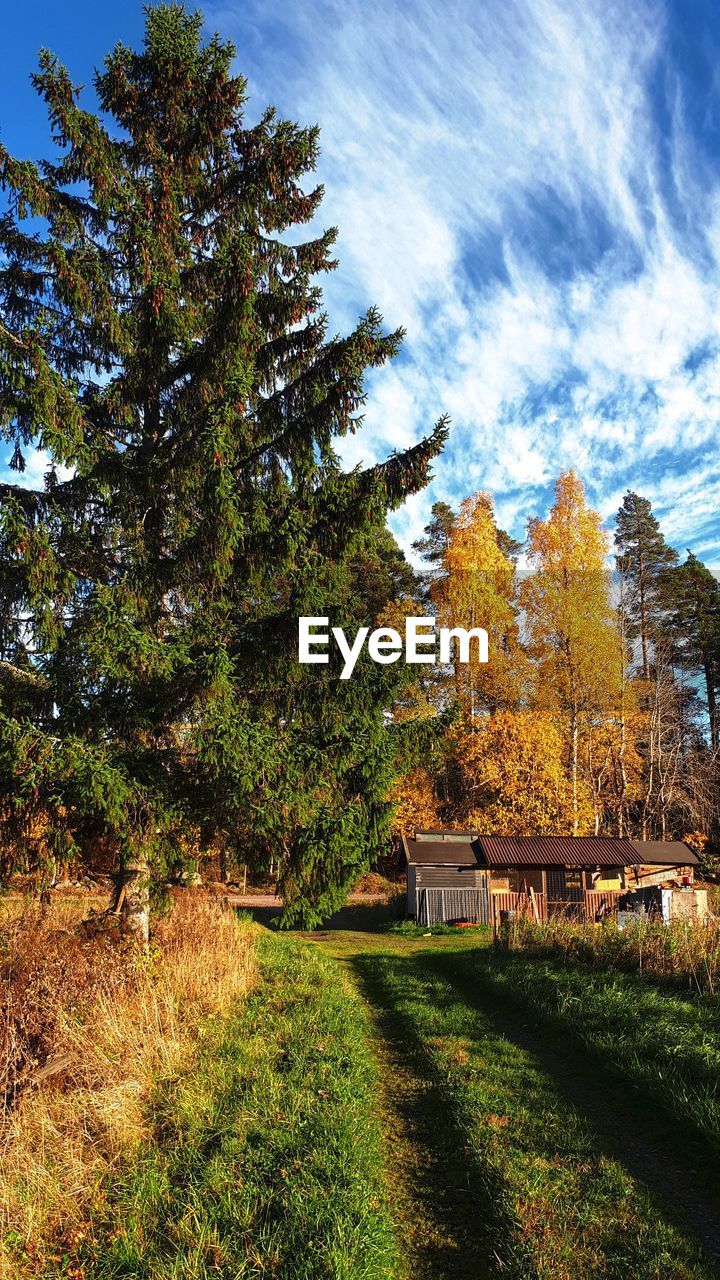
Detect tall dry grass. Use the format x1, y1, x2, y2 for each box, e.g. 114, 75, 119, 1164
0, 892, 254, 1278
511, 911, 720, 995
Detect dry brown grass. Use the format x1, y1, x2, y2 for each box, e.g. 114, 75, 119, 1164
512, 911, 720, 995
1, 894, 135, 1108
0, 891, 254, 1278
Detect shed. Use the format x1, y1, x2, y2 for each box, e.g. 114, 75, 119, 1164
402, 830, 699, 925
403, 832, 489, 924
627, 841, 699, 888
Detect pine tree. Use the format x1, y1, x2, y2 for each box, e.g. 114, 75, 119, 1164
0, 5, 447, 934
614, 491, 678, 677
412, 500, 455, 569
664, 553, 720, 750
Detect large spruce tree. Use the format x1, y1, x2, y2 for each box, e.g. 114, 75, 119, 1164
0, 5, 446, 934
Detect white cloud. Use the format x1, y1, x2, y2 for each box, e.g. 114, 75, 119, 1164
202, 0, 719, 563
5, 449, 74, 489
9, 0, 719, 572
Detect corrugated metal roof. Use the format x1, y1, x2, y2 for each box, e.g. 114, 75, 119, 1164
476, 835, 638, 867
404, 832, 699, 869
404, 839, 479, 866
630, 840, 698, 866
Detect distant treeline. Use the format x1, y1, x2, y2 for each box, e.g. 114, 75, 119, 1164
390, 475, 719, 874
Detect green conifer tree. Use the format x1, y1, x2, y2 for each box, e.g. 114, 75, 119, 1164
665, 553, 720, 750
614, 491, 678, 677
412, 500, 456, 568
0, 4, 447, 934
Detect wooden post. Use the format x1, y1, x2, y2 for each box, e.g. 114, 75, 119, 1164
242, 863, 247, 894
529, 885, 540, 924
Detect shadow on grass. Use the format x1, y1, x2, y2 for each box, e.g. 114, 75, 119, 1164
349, 950, 536, 1280
239, 901, 402, 932
236, 904, 282, 928
323, 901, 402, 931
423, 947, 720, 1264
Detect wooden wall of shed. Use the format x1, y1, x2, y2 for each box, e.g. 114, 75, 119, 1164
628, 864, 695, 889
490, 868, 510, 891
414, 866, 488, 891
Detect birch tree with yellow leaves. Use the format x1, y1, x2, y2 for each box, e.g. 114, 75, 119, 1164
433, 492, 524, 722
521, 471, 622, 835
454, 709, 578, 834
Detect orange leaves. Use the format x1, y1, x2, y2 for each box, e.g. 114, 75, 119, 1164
433, 491, 521, 718
455, 709, 585, 836
519, 471, 624, 833
521, 469, 621, 714
390, 766, 441, 842
526, 469, 608, 574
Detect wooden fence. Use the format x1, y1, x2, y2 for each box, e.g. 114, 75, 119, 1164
492, 890, 621, 925
416, 887, 622, 928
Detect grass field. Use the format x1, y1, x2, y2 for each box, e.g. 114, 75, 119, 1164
3, 904, 720, 1278
2, 923, 398, 1280
312, 926, 720, 1279
455, 946, 720, 1174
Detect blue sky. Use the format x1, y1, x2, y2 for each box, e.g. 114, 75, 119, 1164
2, 0, 720, 566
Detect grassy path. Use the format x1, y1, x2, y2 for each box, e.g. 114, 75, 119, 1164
23, 920, 720, 1278
342, 950, 513, 1279
454, 946, 720, 1169
429, 947, 720, 1265
37, 932, 399, 1280
308, 929, 510, 1279
309, 929, 719, 1280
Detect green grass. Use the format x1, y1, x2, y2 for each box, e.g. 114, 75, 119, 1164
384, 921, 492, 939
507, 915, 720, 997
26, 919, 720, 1279
53, 933, 399, 1280
340, 939, 716, 1279
458, 946, 720, 1171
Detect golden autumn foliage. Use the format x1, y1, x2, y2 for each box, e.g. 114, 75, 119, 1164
376, 594, 442, 722
386, 469, 715, 851
583, 688, 646, 835
520, 471, 622, 833
390, 766, 441, 843
433, 492, 525, 717
453, 709, 591, 835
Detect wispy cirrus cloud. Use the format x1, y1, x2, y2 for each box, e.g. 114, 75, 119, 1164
209, 0, 720, 563
3, 0, 719, 568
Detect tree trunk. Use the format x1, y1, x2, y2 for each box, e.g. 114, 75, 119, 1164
117, 852, 150, 948
704, 657, 718, 751
638, 552, 649, 679
570, 705, 579, 837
